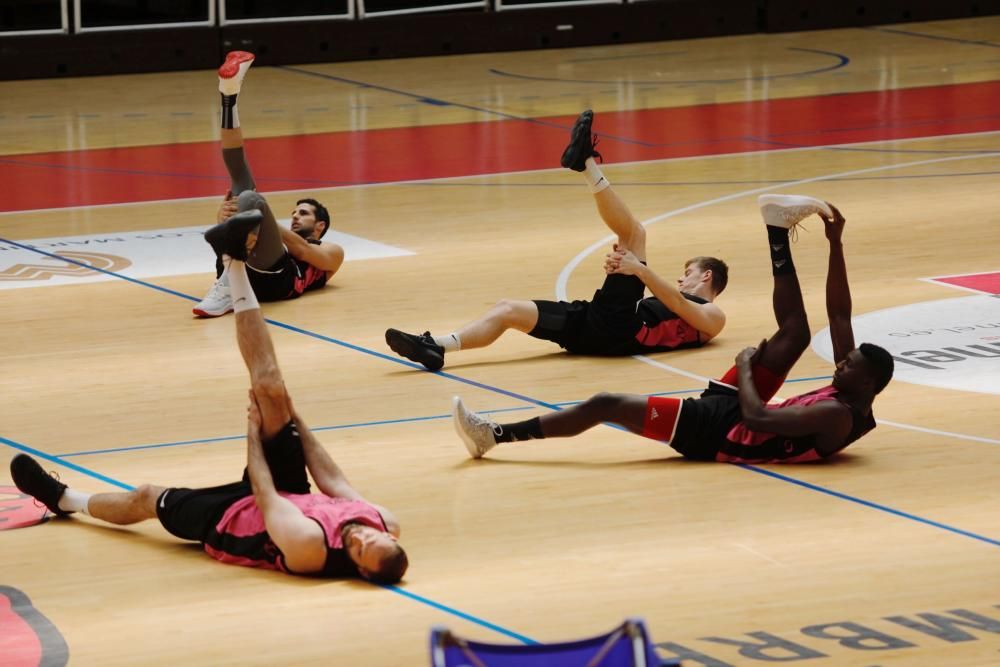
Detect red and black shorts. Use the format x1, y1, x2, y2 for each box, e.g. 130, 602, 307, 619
641, 364, 786, 460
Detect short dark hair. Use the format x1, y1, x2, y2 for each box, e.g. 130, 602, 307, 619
366, 544, 409, 585
687, 256, 729, 295
297, 198, 331, 238
859, 343, 894, 394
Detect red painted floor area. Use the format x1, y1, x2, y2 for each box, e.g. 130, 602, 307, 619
2, 81, 999, 213
932, 272, 1000, 295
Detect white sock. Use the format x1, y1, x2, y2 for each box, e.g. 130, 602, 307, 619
433, 333, 462, 352
227, 259, 259, 313
584, 158, 610, 193
58, 488, 91, 515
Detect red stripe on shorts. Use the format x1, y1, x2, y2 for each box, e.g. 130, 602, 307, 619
642, 397, 683, 442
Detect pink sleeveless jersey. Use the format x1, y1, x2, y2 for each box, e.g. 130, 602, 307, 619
204, 493, 386, 574
719, 386, 873, 463
632, 294, 706, 352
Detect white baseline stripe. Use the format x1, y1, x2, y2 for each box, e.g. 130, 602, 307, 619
554, 150, 1000, 446
3, 130, 999, 217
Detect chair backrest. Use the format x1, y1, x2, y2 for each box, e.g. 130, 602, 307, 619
429, 618, 677, 667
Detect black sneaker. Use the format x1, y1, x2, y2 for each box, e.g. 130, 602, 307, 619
204, 208, 264, 261
10, 454, 71, 516
385, 328, 445, 371
560, 109, 602, 172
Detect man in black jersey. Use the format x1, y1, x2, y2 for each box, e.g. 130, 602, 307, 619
193, 51, 344, 318
385, 110, 728, 371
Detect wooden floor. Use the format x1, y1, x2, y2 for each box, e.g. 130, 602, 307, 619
2, 17, 999, 666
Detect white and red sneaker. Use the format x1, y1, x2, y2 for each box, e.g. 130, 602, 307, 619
218, 51, 255, 96
193, 273, 233, 318
758, 194, 833, 229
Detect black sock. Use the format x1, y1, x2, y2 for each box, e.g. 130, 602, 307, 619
220, 93, 239, 129
766, 225, 796, 276
495, 417, 544, 443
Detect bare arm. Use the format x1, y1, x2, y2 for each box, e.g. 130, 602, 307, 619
735, 344, 851, 453
823, 204, 855, 362
279, 228, 345, 276
606, 247, 726, 339
246, 391, 327, 573
286, 397, 402, 537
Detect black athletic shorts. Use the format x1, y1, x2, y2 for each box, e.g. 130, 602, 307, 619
529, 274, 645, 355
669, 381, 743, 461
248, 254, 301, 302
156, 420, 311, 541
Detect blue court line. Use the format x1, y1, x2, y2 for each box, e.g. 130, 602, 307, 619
488, 48, 849, 86
0, 435, 133, 491
0, 236, 200, 302
868, 26, 1000, 49
0, 430, 540, 643
6, 235, 998, 583
4, 243, 998, 653
566, 50, 688, 64
56, 378, 834, 459
277, 65, 660, 150
381, 586, 539, 644
740, 465, 1000, 547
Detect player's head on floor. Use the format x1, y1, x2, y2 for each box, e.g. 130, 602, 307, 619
293, 198, 331, 239
344, 523, 409, 584
680, 256, 729, 297
833, 343, 894, 396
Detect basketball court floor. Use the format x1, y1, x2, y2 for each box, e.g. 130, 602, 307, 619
1, 15, 999, 666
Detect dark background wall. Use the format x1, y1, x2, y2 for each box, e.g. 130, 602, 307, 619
0, 0, 997, 80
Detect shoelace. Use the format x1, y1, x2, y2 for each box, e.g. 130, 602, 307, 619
468, 411, 501, 438
788, 220, 811, 244
592, 134, 603, 163
29, 469, 62, 513
208, 279, 228, 299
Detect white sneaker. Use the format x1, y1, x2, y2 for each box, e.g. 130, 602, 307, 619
218, 51, 255, 96
192, 274, 233, 318
452, 396, 498, 459
758, 194, 833, 229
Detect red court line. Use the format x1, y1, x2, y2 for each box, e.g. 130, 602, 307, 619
2, 80, 1000, 213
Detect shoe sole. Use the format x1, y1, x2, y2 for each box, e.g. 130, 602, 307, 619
219, 51, 255, 79
452, 397, 484, 459
385, 329, 444, 371
560, 110, 594, 171
192, 307, 233, 318
758, 194, 833, 227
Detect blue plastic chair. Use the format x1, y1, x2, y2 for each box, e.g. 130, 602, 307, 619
429, 618, 677, 667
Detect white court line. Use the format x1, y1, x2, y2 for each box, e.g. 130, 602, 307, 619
554, 150, 1000, 446
3, 129, 998, 217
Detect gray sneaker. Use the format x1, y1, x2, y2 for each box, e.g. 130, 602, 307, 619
452, 396, 498, 459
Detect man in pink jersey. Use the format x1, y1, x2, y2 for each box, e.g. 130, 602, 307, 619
11, 251, 408, 583
452, 195, 894, 464
193, 51, 345, 318
385, 110, 728, 371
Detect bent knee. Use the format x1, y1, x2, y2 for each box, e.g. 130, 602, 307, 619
237, 190, 266, 212
585, 392, 628, 414
135, 484, 164, 507
493, 299, 537, 328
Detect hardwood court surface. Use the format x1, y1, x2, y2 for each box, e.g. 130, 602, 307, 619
1, 16, 999, 666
